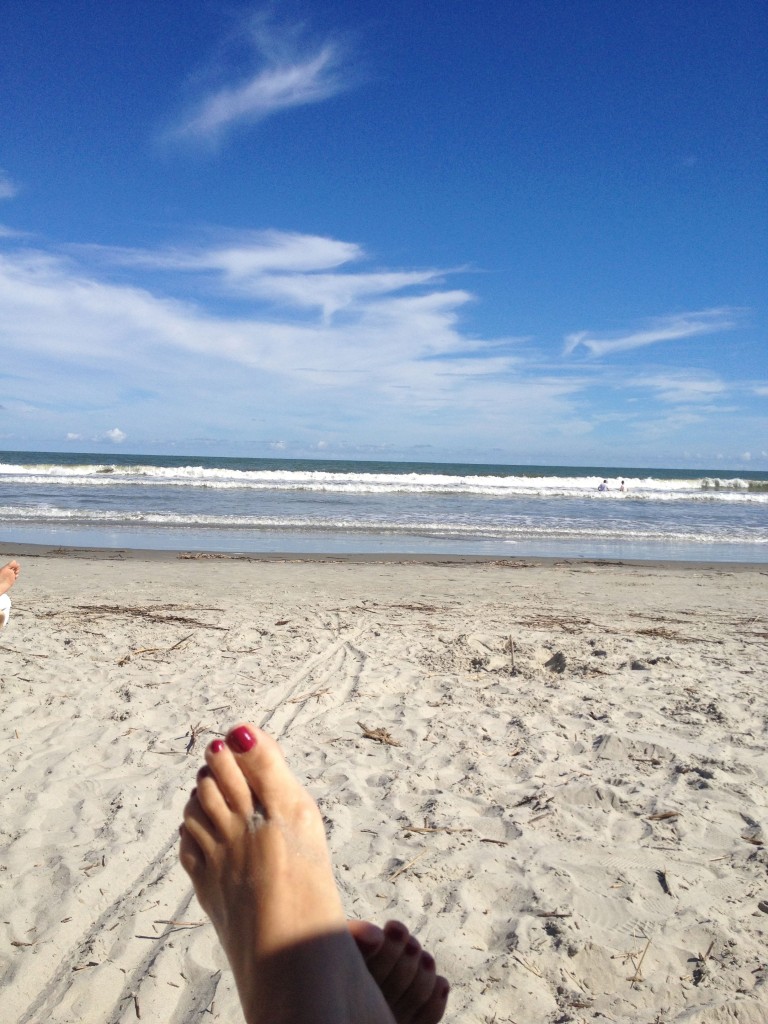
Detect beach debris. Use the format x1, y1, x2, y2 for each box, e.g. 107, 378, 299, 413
388, 848, 428, 880
68, 604, 228, 629
286, 687, 330, 705
646, 811, 680, 821
691, 938, 716, 986
185, 721, 209, 754
636, 625, 714, 643
631, 659, 649, 670
358, 722, 401, 746
529, 811, 552, 824
741, 832, 764, 846
505, 636, 518, 674
591, 649, 607, 657
656, 869, 673, 896
757, 901, 768, 914
544, 651, 566, 673
400, 824, 471, 835
513, 953, 543, 978
0, 644, 48, 657
153, 919, 205, 930
522, 613, 592, 633
118, 632, 194, 666
627, 935, 652, 988
274, 619, 290, 625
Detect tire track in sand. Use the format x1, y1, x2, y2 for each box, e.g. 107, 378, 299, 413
12, 623, 372, 1024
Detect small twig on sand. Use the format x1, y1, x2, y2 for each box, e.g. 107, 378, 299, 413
154, 919, 205, 930
401, 824, 471, 835
692, 937, 716, 985
118, 633, 194, 666
358, 722, 401, 746
628, 935, 652, 988
185, 721, 209, 754
506, 636, 516, 673
287, 687, 331, 705
389, 849, 428, 880
513, 954, 543, 978
0, 645, 48, 658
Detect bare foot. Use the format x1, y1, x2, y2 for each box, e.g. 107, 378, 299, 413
179, 724, 399, 1024
0, 560, 20, 597
350, 920, 449, 1024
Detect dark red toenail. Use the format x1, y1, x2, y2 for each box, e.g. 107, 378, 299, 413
190, 787, 197, 798
421, 952, 435, 971
385, 922, 406, 942
210, 739, 225, 753
355, 932, 382, 954
405, 938, 419, 956
228, 726, 256, 753
440, 983, 450, 999
197, 765, 212, 779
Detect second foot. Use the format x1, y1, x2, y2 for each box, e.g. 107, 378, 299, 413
350, 920, 449, 1024
0, 560, 20, 597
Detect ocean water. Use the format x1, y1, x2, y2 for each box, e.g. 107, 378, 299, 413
1, 451, 766, 562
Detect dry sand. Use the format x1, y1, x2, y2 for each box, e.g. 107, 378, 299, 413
1, 549, 767, 1024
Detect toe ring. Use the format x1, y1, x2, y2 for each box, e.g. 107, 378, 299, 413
247, 805, 266, 832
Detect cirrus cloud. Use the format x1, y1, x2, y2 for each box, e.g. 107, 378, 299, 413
563, 308, 741, 358
169, 17, 355, 144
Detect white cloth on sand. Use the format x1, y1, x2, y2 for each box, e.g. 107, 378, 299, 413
0, 593, 10, 629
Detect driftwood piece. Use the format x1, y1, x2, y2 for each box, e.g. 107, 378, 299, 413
358, 722, 401, 746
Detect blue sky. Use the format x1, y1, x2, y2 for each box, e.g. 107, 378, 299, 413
1, 0, 765, 468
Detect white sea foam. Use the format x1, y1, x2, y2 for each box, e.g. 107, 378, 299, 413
0, 463, 765, 502
1, 503, 764, 544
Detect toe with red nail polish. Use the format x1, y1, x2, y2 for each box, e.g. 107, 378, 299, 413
228, 725, 257, 753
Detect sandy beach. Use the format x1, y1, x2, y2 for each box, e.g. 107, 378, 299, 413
2, 547, 767, 1024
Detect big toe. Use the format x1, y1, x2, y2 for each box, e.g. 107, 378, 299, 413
225, 724, 308, 817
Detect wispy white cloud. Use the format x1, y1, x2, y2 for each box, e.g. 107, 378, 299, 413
563, 308, 740, 358
90, 231, 362, 276
3, 227, 760, 464
0, 236, 501, 384
0, 170, 19, 200
0, 230, 590, 455
631, 371, 727, 405
169, 18, 353, 143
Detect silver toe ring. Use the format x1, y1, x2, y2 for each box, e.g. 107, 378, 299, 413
247, 805, 266, 833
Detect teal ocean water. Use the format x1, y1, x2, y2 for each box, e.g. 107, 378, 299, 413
1, 450, 766, 562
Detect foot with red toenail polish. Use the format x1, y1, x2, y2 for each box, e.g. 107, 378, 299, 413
180, 724, 447, 1024
350, 919, 449, 1024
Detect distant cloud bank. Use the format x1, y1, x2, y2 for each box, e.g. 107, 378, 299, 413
0, 225, 758, 465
